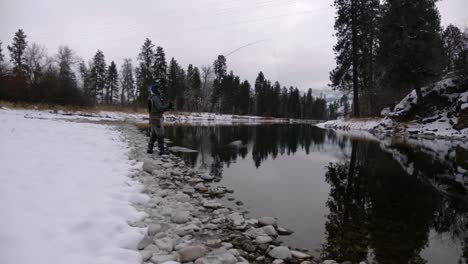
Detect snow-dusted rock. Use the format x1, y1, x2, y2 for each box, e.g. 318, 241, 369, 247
143, 159, 161, 173
258, 216, 277, 226
148, 223, 163, 236
178, 245, 208, 262
137, 235, 153, 250
155, 237, 175, 252
140, 250, 153, 261
268, 246, 291, 260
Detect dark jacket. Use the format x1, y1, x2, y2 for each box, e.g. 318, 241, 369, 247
148, 94, 171, 119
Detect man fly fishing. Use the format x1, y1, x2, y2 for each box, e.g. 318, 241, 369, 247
147, 81, 173, 154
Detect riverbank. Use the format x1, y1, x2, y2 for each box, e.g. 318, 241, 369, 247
0, 102, 321, 125
120, 122, 357, 264
318, 76, 468, 140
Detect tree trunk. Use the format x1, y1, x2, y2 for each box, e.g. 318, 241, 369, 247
351, 0, 360, 117
415, 85, 424, 105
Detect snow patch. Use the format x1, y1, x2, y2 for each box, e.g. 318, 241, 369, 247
0, 109, 147, 264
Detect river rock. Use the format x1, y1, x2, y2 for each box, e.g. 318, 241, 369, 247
273, 260, 284, 264
268, 246, 291, 260
155, 237, 174, 252
258, 216, 277, 226
178, 245, 208, 262
143, 159, 161, 173
291, 250, 311, 259
150, 254, 178, 264
182, 186, 195, 195
148, 223, 163, 236
262, 225, 278, 236
277, 226, 294, 236
172, 210, 190, 224
175, 192, 191, 202
194, 183, 208, 192
206, 239, 222, 248
140, 250, 153, 261
203, 200, 223, 209
137, 235, 153, 250
227, 212, 245, 226
256, 235, 272, 244
195, 253, 237, 264
322, 260, 338, 264
201, 174, 215, 181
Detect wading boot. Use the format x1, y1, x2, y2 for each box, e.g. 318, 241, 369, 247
147, 144, 154, 154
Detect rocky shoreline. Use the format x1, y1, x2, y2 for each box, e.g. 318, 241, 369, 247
119, 123, 355, 264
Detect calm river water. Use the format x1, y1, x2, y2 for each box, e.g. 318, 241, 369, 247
161, 124, 468, 264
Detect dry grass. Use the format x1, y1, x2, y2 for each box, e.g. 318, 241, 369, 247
0, 100, 147, 114
135, 122, 150, 130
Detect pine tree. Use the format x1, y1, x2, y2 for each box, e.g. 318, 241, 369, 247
255, 72, 266, 115
167, 57, 186, 109
106, 61, 119, 104
0, 41, 5, 77
212, 55, 227, 112
238, 80, 251, 115
8, 29, 28, 77
153, 46, 168, 95
137, 38, 155, 104
79, 60, 92, 104
90, 50, 106, 104
185, 64, 202, 111
57, 46, 80, 105
330, 0, 380, 117
121, 58, 135, 105
378, 0, 445, 105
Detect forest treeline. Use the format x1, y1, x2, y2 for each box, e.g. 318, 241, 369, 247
331, 0, 468, 117
0, 31, 330, 120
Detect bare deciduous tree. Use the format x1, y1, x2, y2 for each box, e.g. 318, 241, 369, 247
200, 65, 213, 112
25, 42, 50, 85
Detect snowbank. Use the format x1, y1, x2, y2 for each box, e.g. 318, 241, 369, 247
317, 76, 468, 140
0, 109, 148, 264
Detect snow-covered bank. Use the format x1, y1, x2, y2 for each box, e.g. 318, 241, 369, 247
317, 76, 468, 140
0, 109, 148, 264
0, 106, 320, 125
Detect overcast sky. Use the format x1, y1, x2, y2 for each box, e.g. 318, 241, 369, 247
1, 0, 467, 91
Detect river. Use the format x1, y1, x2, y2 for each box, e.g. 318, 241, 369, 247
159, 123, 468, 264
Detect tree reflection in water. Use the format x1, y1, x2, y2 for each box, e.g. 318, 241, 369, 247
322, 139, 468, 264
162, 124, 468, 263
